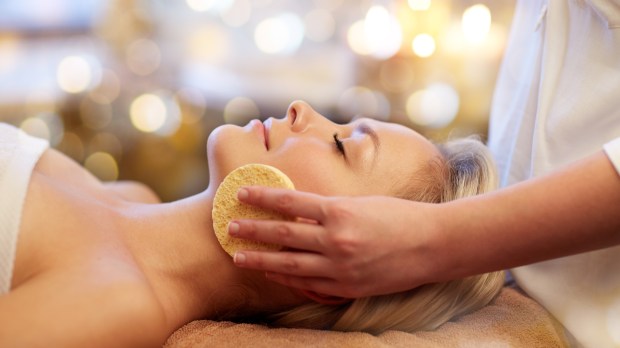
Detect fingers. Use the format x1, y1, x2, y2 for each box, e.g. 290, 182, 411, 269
233, 250, 358, 297
233, 250, 333, 278
263, 273, 363, 299
238, 186, 327, 221
230, 219, 325, 252
265, 273, 338, 295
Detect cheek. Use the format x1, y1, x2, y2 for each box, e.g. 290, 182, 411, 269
280, 161, 333, 194
268, 142, 354, 196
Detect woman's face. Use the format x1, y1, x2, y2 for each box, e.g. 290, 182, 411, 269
207, 100, 441, 197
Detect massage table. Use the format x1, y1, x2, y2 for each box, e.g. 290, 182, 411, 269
164, 287, 571, 347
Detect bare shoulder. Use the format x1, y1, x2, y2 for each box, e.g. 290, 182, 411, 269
6, 148, 169, 346
14, 148, 157, 286
35, 148, 160, 203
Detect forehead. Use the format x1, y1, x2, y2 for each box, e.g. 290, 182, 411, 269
351, 118, 440, 194
353, 118, 437, 154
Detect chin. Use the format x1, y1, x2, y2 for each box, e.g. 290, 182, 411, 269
206, 124, 256, 188
206, 125, 233, 186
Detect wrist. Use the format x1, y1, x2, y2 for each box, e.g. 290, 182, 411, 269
420, 201, 470, 284
411, 202, 455, 285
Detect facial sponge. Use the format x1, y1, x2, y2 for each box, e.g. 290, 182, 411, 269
212, 164, 295, 257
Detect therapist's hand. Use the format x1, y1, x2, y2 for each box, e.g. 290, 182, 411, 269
228, 186, 444, 298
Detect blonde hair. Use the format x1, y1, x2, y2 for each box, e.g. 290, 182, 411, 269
270, 137, 505, 334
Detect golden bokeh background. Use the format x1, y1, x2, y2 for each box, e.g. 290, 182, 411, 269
0, 0, 515, 201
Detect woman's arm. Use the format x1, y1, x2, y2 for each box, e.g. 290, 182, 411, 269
228, 150, 620, 297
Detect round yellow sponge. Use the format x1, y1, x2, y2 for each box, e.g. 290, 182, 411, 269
212, 164, 295, 257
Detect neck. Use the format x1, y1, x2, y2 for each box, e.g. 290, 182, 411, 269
118, 188, 306, 331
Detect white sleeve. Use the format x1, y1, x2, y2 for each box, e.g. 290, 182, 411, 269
603, 137, 620, 176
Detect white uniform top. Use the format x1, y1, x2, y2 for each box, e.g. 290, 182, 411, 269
489, 1, 620, 347
0, 123, 49, 295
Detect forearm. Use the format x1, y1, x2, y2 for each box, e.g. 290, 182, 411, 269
436, 151, 620, 281
230, 150, 619, 296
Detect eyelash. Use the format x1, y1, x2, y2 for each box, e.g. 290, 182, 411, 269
333, 133, 346, 157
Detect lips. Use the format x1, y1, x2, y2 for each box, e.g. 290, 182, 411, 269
249, 118, 270, 150
262, 119, 271, 150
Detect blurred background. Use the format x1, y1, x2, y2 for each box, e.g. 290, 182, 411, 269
0, 0, 515, 201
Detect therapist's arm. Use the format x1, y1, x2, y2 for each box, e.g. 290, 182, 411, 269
433, 150, 620, 282
231, 150, 620, 297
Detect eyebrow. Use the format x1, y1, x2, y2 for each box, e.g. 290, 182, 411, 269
356, 122, 380, 165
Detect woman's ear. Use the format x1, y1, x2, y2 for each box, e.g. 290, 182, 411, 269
300, 290, 351, 305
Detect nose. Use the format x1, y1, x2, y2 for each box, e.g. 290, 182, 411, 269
286, 100, 320, 133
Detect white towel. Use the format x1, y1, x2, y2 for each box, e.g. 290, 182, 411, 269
0, 123, 49, 295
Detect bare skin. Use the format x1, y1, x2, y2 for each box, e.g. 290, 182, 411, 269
0, 148, 307, 348
0, 100, 452, 346
230, 151, 620, 298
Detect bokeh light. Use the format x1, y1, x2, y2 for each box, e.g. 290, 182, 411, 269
2, 0, 516, 202
347, 20, 373, 56
223, 97, 259, 125
56, 55, 101, 94
406, 83, 460, 128
462, 4, 492, 44
186, 24, 231, 64
130, 92, 181, 136
84, 152, 119, 182
186, 0, 216, 12
254, 13, 305, 55
346, 6, 403, 59
20, 113, 64, 146
130, 94, 167, 133
363, 6, 402, 60
20, 117, 50, 141
412, 33, 436, 57
408, 0, 431, 11
439, 23, 466, 56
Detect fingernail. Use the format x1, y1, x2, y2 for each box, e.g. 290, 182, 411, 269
228, 222, 239, 236
233, 252, 246, 265
237, 188, 249, 201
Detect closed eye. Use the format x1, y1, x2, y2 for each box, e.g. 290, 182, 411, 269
333, 133, 346, 157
